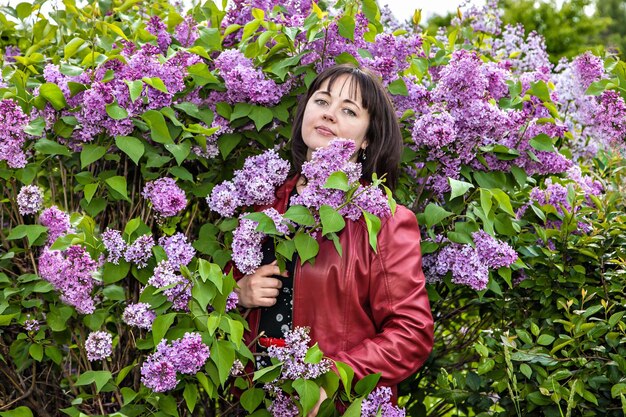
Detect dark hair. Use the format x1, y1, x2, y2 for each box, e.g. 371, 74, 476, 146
291, 64, 403, 190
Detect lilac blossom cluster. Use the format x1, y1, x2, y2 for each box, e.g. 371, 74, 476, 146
123, 302, 156, 329
147, 260, 191, 311
17, 185, 44, 215
142, 178, 187, 217
0, 99, 30, 168
208, 149, 290, 217
40, 206, 72, 245
102, 228, 126, 264
38, 245, 100, 314
291, 139, 391, 220
231, 217, 266, 274
422, 232, 517, 291
361, 387, 406, 417
85, 331, 113, 361
192, 115, 230, 159
267, 327, 332, 380
175, 14, 199, 47
452, 0, 502, 36
211, 50, 290, 105
159, 233, 195, 267
124, 234, 155, 268
267, 391, 299, 417
146, 16, 172, 53
141, 332, 209, 392
226, 291, 239, 311
39, 42, 199, 143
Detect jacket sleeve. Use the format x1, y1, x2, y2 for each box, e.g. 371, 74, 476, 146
331, 206, 434, 386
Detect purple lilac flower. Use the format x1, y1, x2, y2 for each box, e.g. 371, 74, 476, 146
232, 218, 265, 274
141, 341, 178, 392
412, 108, 457, 149
354, 186, 392, 218
361, 386, 406, 417
24, 317, 40, 332
450, 245, 490, 291
268, 391, 299, 417
170, 332, 210, 374
262, 208, 291, 235
4, 45, 20, 62
472, 230, 518, 269
0, 99, 30, 168
593, 90, 626, 147
85, 331, 113, 361
142, 178, 187, 217
208, 181, 241, 217
213, 49, 289, 105
230, 359, 245, 376
175, 15, 199, 47
571, 52, 604, 90
39, 207, 70, 240
159, 233, 195, 267
226, 291, 239, 312
17, 185, 44, 215
123, 302, 156, 329
147, 260, 191, 311
141, 333, 209, 392
267, 327, 332, 380
39, 245, 100, 314
492, 24, 551, 74
208, 149, 290, 216
146, 16, 172, 53
101, 228, 126, 264
124, 234, 155, 268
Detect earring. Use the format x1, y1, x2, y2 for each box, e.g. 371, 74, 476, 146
361, 148, 367, 160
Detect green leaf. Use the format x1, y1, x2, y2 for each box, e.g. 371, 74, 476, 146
115, 136, 145, 165
105, 176, 129, 201
103, 285, 126, 301
29, 343, 43, 361
34, 138, 72, 156
24, 117, 46, 136
293, 378, 320, 415
335, 361, 354, 399
528, 80, 551, 102
520, 363, 532, 379
489, 188, 515, 217
125, 80, 143, 103
0, 313, 19, 326
448, 178, 474, 200
304, 343, 324, 364
7, 225, 48, 246
388, 78, 408, 96
141, 110, 173, 144
218, 133, 242, 159
294, 232, 319, 265
81, 144, 107, 168
183, 383, 198, 413
228, 319, 244, 349
362, 211, 381, 252
423, 203, 454, 228
39, 83, 67, 110
249, 106, 274, 130
187, 63, 219, 86
106, 102, 129, 120
529, 133, 556, 152
342, 397, 363, 417
64, 38, 86, 59
240, 388, 265, 413
537, 334, 555, 346
142, 77, 169, 93
211, 339, 235, 386
354, 373, 381, 396
174, 102, 214, 125
152, 313, 177, 344
165, 141, 191, 166
324, 171, 350, 191
319, 205, 346, 236
158, 395, 179, 416
102, 260, 130, 283
75, 370, 112, 393
0, 406, 33, 417
338, 14, 355, 41
83, 183, 98, 204
253, 362, 282, 382
284, 205, 316, 226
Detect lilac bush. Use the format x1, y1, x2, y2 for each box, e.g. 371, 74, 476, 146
0, 0, 625, 415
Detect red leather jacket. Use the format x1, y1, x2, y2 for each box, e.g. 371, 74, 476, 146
242, 175, 434, 391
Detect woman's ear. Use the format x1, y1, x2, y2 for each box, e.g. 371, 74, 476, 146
361, 139, 369, 150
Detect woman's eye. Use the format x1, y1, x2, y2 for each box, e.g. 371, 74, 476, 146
344, 108, 357, 117
314, 99, 328, 106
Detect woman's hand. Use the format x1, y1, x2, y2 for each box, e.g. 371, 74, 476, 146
235, 261, 287, 308
307, 387, 328, 417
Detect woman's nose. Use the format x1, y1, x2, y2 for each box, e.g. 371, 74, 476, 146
322, 112, 336, 122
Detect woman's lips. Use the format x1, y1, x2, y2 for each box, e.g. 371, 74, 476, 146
315, 126, 336, 136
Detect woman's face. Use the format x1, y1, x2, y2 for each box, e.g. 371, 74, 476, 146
301, 74, 370, 160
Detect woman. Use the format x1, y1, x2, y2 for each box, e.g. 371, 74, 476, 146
235, 64, 434, 405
